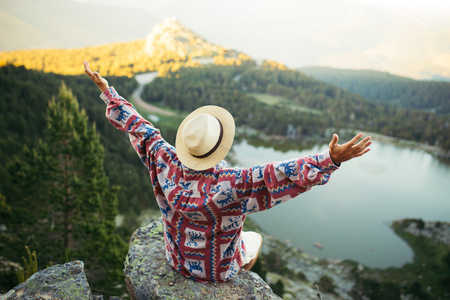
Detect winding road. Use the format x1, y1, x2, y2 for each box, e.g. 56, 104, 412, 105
132, 72, 174, 116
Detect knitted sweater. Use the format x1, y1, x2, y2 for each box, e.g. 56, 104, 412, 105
100, 87, 339, 282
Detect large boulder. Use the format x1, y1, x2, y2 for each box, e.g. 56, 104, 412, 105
123, 218, 281, 300
0, 261, 92, 300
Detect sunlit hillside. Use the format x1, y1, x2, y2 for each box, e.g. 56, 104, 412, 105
0, 18, 253, 77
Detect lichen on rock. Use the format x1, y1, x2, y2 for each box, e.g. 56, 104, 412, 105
0, 260, 92, 300
123, 217, 281, 300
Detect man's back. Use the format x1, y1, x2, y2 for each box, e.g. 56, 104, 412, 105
84, 60, 372, 282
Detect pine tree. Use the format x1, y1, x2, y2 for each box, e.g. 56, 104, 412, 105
7, 82, 127, 292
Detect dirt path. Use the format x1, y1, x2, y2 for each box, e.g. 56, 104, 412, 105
132, 72, 174, 116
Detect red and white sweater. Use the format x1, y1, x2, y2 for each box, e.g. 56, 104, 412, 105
100, 87, 339, 282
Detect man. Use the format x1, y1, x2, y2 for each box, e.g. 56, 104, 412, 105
84, 61, 371, 282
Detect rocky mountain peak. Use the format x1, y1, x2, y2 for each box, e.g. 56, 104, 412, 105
144, 17, 222, 58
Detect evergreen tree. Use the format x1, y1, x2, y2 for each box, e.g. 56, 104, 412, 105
6, 82, 127, 292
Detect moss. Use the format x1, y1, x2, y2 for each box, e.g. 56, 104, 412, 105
316, 275, 336, 295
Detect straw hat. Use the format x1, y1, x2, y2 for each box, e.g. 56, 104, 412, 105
175, 105, 235, 171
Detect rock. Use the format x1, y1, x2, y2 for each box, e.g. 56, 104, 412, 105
123, 218, 282, 300
0, 261, 92, 300
403, 219, 450, 245
144, 17, 221, 58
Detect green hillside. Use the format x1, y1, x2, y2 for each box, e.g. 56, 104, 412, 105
300, 66, 450, 114
144, 63, 450, 152
0, 65, 157, 224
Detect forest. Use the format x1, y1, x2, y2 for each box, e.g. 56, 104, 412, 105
300, 66, 450, 115
0, 65, 154, 294
0, 39, 253, 78
143, 62, 450, 151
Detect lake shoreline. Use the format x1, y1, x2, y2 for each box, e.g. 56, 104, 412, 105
362, 131, 450, 161
233, 137, 450, 269
233, 124, 450, 163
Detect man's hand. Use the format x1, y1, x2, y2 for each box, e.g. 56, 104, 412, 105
329, 133, 372, 165
84, 60, 109, 92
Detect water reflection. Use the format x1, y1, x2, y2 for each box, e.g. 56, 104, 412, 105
231, 140, 450, 268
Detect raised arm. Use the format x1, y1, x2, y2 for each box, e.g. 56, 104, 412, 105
233, 150, 338, 216
234, 133, 371, 215
83, 60, 165, 169
84, 60, 109, 92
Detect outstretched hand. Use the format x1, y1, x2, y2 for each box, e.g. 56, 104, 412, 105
84, 60, 109, 92
329, 133, 372, 165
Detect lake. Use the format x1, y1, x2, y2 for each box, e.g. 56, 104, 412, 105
231, 139, 450, 268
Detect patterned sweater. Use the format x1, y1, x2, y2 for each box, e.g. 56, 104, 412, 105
100, 87, 339, 282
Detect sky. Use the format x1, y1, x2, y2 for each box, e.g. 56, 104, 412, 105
78, 0, 450, 10
77, 0, 450, 18
344, 0, 449, 8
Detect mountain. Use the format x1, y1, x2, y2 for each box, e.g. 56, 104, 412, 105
0, 17, 247, 77
144, 17, 222, 58
300, 66, 450, 114
1, 0, 449, 80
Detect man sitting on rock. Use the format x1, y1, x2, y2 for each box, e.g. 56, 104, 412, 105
84, 61, 371, 282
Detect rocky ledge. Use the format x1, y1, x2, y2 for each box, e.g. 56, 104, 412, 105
1, 218, 281, 300
0, 260, 92, 300
401, 219, 450, 245
123, 217, 281, 300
